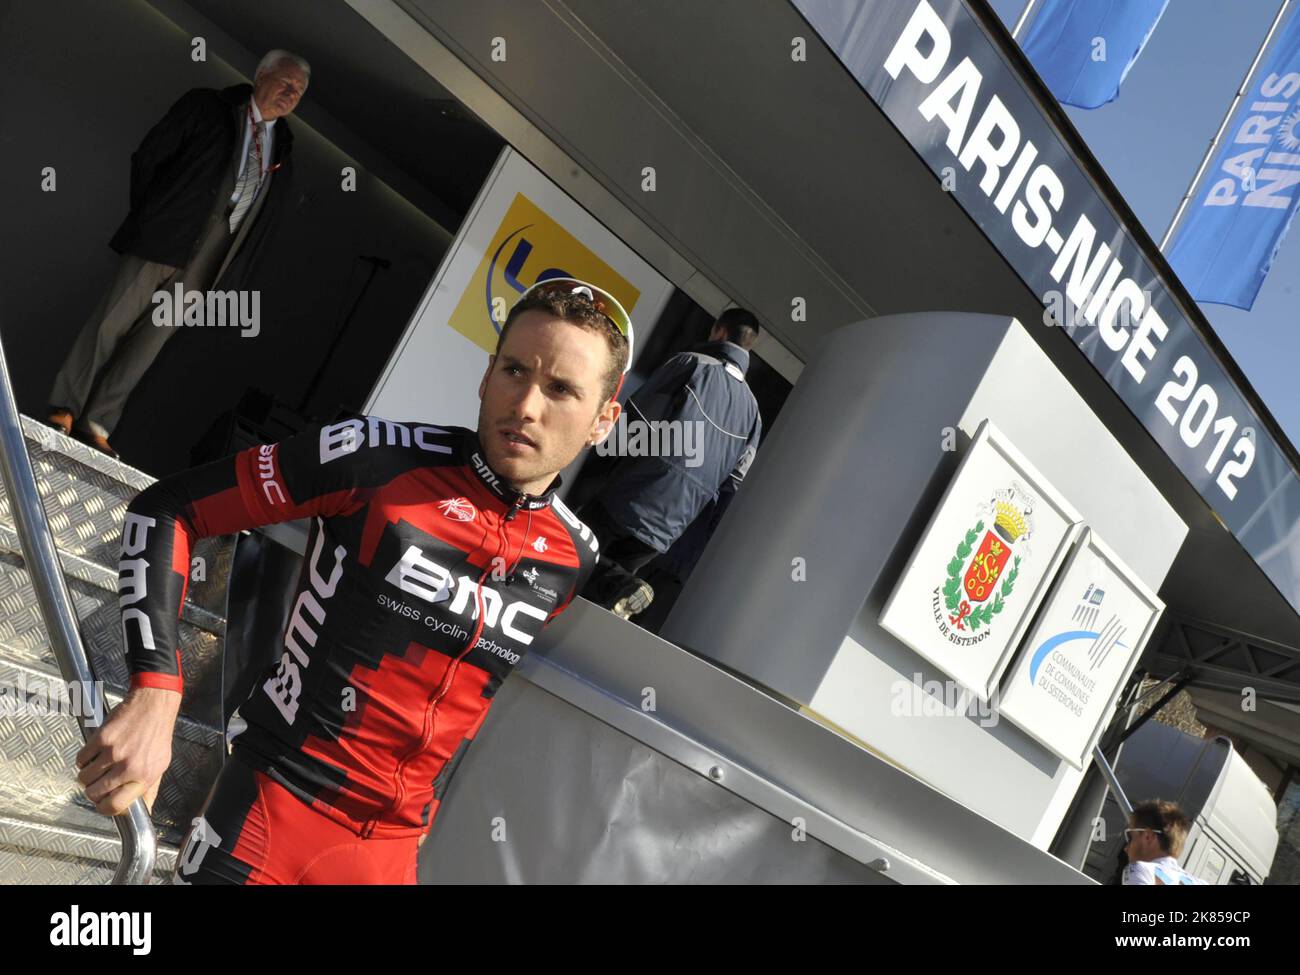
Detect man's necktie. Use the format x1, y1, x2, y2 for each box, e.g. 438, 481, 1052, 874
228, 120, 266, 233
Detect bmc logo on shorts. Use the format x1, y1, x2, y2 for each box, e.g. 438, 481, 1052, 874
173, 815, 222, 885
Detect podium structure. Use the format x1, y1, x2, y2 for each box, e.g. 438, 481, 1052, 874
662, 312, 1188, 848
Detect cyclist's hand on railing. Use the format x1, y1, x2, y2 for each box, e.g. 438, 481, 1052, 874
75, 686, 182, 817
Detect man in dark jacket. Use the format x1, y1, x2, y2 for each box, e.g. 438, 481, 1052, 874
47, 50, 308, 458
580, 307, 763, 617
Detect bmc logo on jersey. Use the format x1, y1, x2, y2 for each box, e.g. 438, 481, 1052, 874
257, 444, 287, 505
385, 545, 548, 645
470, 451, 503, 492
319, 417, 453, 463
263, 517, 346, 724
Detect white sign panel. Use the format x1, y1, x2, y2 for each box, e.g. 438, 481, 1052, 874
366, 146, 672, 429
999, 528, 1164, 769
880, 420, 1082, 700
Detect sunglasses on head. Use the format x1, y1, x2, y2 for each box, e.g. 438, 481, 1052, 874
516, 277, 635, 374
1124, 828, 1163, 842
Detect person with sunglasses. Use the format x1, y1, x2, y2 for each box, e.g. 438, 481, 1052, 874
75, 277, 632, 883
1121, 799, 1208, 885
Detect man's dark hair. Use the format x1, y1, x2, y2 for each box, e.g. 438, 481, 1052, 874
714, 307, 760, 349
1131, 799, 1192, 858
497, 289, 628, 404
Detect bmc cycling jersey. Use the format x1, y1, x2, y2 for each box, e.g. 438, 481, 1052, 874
121, 417, 599, 839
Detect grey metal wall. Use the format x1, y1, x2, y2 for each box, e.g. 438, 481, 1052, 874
419, 596, 1092, 885
418, 675, 888, 884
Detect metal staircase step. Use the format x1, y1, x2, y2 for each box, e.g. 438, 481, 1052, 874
0, 416, 235, 884
0, 655, 223, 845
0, 814, 178, 885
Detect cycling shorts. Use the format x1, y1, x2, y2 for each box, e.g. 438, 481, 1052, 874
173, 754, 421, 885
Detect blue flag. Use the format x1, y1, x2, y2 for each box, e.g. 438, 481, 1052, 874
1168, 11, 1300, 310
1021, 0, 1169, 108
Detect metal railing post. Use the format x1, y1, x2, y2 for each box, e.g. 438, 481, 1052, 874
0, 330, 155, 884
1092, 745, 1133, 819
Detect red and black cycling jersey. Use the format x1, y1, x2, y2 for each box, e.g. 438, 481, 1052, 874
119, 416, 599, 838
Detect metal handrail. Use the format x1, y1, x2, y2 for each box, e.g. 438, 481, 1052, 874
0, 332, 155, 884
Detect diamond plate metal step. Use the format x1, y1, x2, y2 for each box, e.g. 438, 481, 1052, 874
0, 814, 178, 885
0, 417, 234, 884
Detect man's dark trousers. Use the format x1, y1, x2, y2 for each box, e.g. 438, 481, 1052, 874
50, 199, 237, 439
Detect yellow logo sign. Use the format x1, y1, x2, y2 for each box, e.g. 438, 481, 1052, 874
448, 192, 641, 352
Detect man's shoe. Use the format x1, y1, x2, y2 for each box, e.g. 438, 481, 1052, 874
610, 576, 654, 620
72, 428, 121, 460
46, 409, 73, 435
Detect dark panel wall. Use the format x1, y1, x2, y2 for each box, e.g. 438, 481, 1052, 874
0, 0, 458, 474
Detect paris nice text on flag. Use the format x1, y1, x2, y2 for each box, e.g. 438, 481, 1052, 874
1168, 10, 1300, 310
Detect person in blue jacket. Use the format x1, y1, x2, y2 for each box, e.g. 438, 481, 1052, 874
580, 307, 763, 618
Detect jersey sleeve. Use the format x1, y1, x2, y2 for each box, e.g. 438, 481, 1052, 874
119, 417, 443, 693
548, 543, 599, 623
566, 545, 600, 615
544, 501, 601, 623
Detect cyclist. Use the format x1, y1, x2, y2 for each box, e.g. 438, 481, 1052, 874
75, 278, 633, 883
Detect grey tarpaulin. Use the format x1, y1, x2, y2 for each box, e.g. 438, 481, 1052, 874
417, 675, 886, 884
